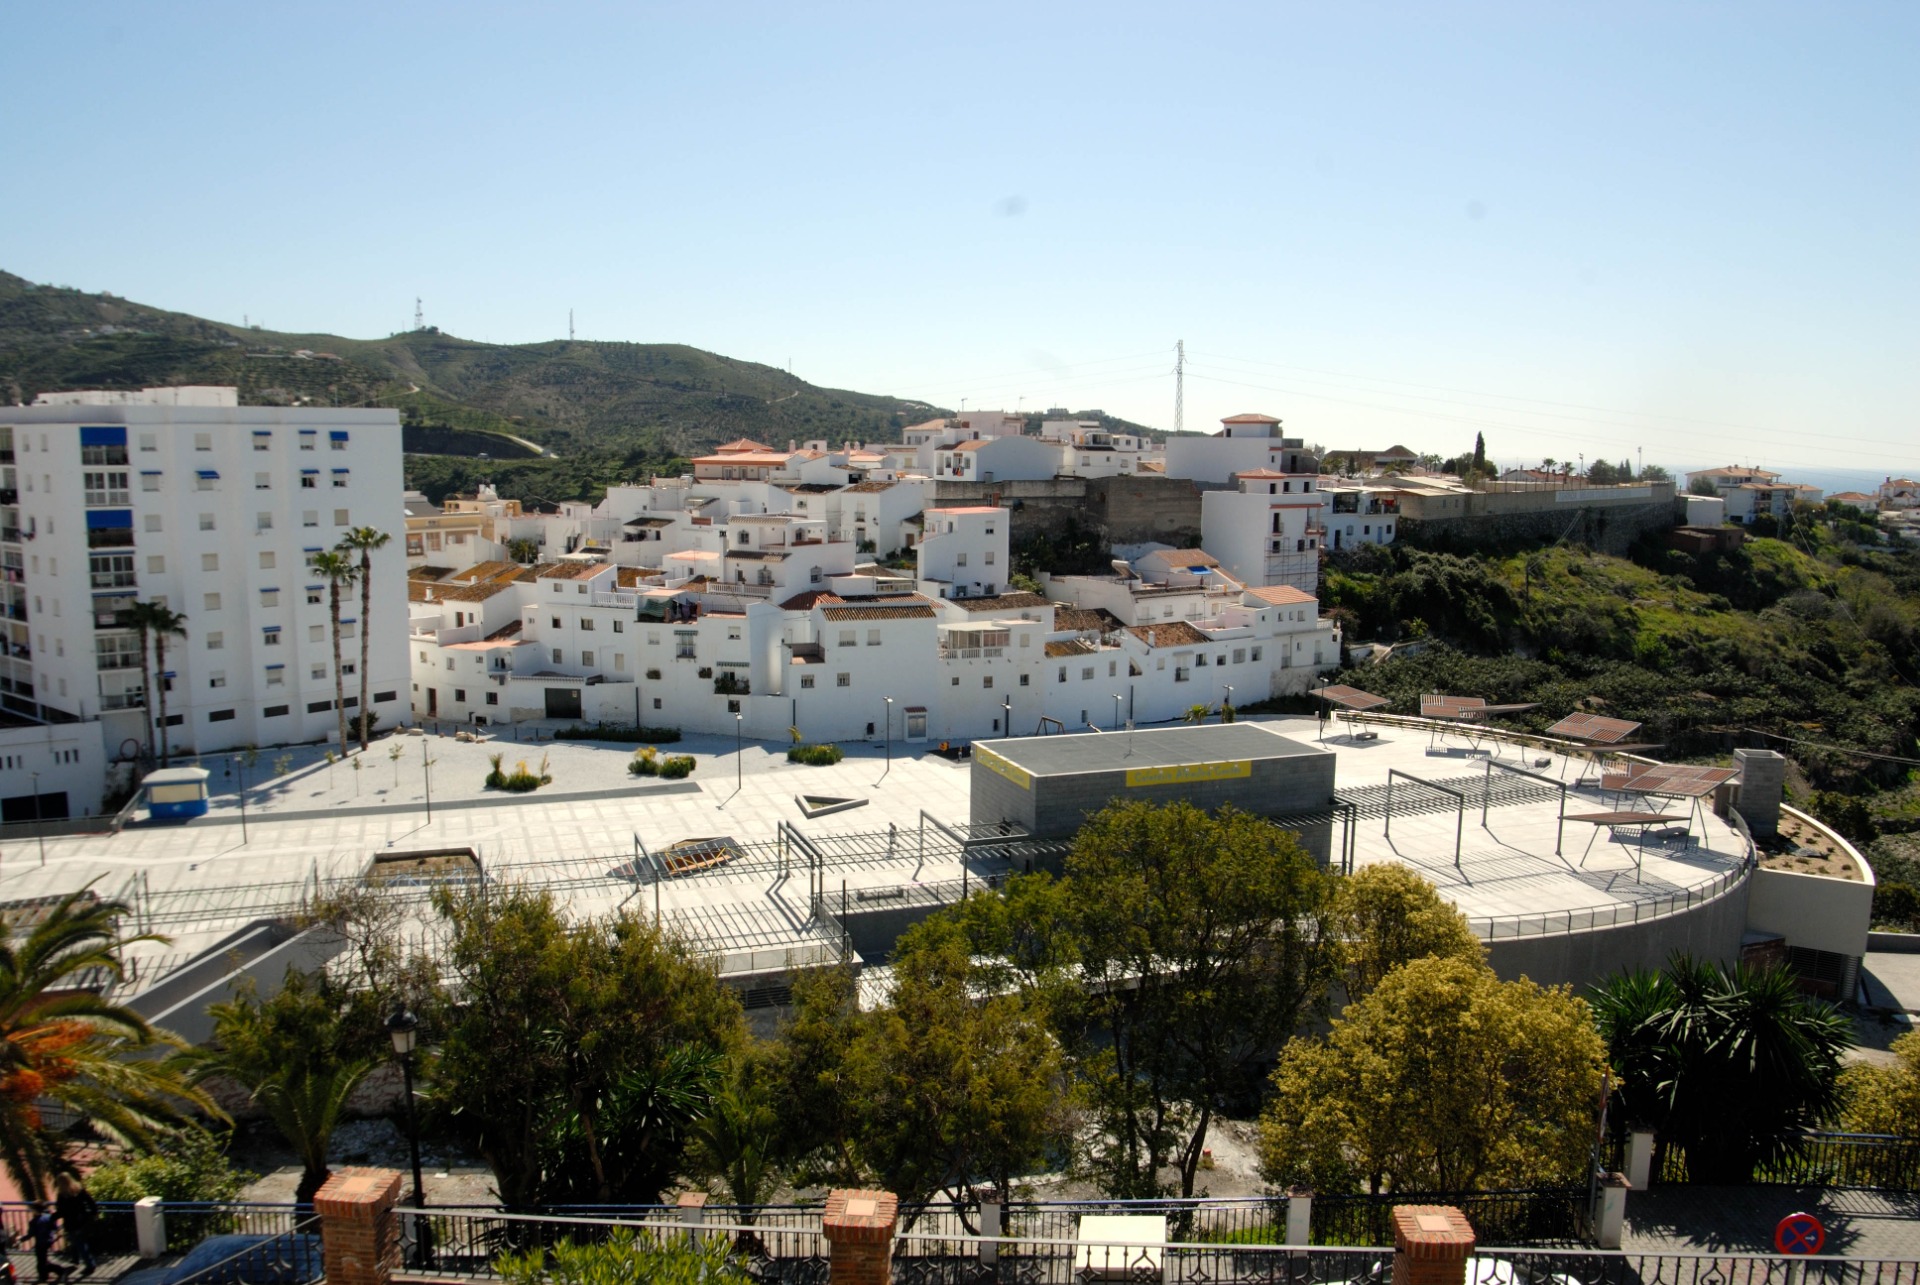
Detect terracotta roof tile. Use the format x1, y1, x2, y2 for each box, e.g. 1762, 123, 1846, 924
779, 590, 846, 611
954, 592, 1050, 613
821, 603, 937, 622
1054, 606, 1124, 634
1244, 585, 1318, 607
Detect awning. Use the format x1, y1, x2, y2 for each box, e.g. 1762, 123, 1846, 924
85, 509, 132, 529
265, 663, 286, 670
329, 431, 349, 441
262, 626, 282, 634
301, 468, 319, 475
331, 468, 349, 473
195, 470, 219, 480
80, 427, 126, 446
138, 469, 162, 476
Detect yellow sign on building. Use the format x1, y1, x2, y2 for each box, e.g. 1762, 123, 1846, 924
1124, 759, 1253, 788
976, 746, 1032, 791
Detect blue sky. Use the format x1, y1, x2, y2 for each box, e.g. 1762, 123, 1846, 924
3, 2, 1915, 478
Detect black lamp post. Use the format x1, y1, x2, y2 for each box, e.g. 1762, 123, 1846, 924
878, 697, 893, 785
735, 712, 744, 794
1002, 696, 1011, 737
1222, 684, 1234, 723
233, 754, 249, 846
385, 1006, 430, 1268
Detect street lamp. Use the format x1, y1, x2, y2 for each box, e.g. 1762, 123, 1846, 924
384, 1006, 430, 1268
735, 712, 744, 794
1112, 693, 1123, 731
878, 697, 894, 785
421, 736, 433, 823
1222, 684, 1234, 723
233, 755, 249, 846
1002, 696, 1011, 738
30, 771, 43, 867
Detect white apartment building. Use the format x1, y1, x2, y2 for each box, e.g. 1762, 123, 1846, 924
916, 506, 1011, 599
1040, 419, 1157, 477
1163, 413, 1319, 485
3, 387, 408, 764
1200, 470, 1326, 594
1320, 483, 1403, 551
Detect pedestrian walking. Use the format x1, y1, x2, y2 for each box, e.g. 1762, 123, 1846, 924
53, 1179, 96, 1277
26, 1204, 70, 1283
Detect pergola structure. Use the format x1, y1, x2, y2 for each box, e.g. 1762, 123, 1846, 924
1419, 694, 1540, 754
1598, 763, 1741, 842
1545, 712, 1658, 785
1315, 684, 1389, 742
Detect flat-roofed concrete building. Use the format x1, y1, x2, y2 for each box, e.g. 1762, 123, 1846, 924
970, 722, 1336, 861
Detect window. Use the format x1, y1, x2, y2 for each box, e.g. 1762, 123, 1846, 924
952, 676, 960, 686
89, 553, 136, 590
301, 475, 316, 489
334, 509, 349, 526
208, 671, 226, 689
258, 589, 280, 609
138, 433, 157, 452
1109, 660, 1118, 677
195, 474, 216, 492
204, 592, 222, 611
579, 618, 594, 631
309, 625, 325, 642
485, 691, 498, 705
199, 513, 216, 531
612, 619, 623, 633
303, 511, 318, 528
957, 553, 968, 566
839, 630, 856, 647
257, 512, 273, 531
260, 552, 276, 569
147, 555, 166, 574
983, 676, 994, 688
1250, 646, 1263, 661
84, 472, 130, 505
333, 472, 349, 488
202, 553, 219, 571
299, 432, 316, 451
308, 699, 332, 713
307, 589, 322, 605
836, 672, 850, 687
254, 433, 271, 451
340, 622, 356, 640
581, 650, 594, 666
867, 629, 882, 646
613, 654, 626, 671
551, 616, 562, 629
552, 649, 563, 664
986, 551, 996, 565
209, 709, 235, 722
311, 665, 327, 681
455, 689, 467, 703
1233, 648, 1246, 664
267, 668, 284, 686
1019, 673, 1030, 686
330, 432, 348, 450
375, 691, 397, 703
1081, 666, 1094, 680
653, 698, 662, 710
800, 674, 815, 689
206, 631, 224, 650
193, 433, 212, 451
265, 704, 289, 717
263, 631, 281, 646
1058, 667, 1067, 682
141, 473, 161, 492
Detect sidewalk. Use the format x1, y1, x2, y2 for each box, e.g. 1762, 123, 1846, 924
1623, 1185, 1920, 1258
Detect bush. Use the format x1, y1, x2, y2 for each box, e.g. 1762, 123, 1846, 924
497, 1229, 753, 1285
553, 722, 682, 745
486, 751, 551, 792
88, 1131, 253, 1248
787, 743, 844, 766
658, 754, 696, 779
629, 746, 660, 776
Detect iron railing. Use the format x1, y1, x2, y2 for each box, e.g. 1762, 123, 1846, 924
1652, 1132, 1920, 1190
1309, 1190, 1588, 1248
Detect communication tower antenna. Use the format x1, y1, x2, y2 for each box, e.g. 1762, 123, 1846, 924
413, 298, 424, 331
1174, 340, 1185, 435
570, 310, 575, 342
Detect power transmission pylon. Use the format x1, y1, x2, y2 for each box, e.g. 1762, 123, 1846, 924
1173, 340, 1185, 435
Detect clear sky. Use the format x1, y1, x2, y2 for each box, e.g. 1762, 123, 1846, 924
4, 2, 1915, 478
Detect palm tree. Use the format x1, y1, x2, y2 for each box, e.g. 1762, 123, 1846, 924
1183, 703, 1212, 726
0, 887, 219, 1196
336, 527, 392, 753
310, 552, 360, 755
117, 601, 188, 767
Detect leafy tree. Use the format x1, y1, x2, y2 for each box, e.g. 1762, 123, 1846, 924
85, 1129, 250, 1204
850, 925, 1067, 1213
118, 600, 187, 765
760, 967, 866, 1188
1328, 864, 1483, 1000
1838, 1030, 1920, 1137
1259, 955, 1606, 1193
336, 526, 392, 752
1688, 477, 1720, 497
429, 884, 745, 1207
1591, 957, 1850, 1183
309, 551, 360, 755
1472, 433, 1486, 475
685, 1053, 781, 1209
178, 972, 373, 1204
0, 888, 218, 1195
1062, 802, 1336, 1197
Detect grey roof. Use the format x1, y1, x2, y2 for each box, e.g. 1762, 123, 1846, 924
978, 723, 1326, 777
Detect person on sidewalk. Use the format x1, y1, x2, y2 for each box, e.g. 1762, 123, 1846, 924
26, 1204, 71, 1283
53, 1178, 97, 1277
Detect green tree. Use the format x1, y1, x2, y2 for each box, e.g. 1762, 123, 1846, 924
429, 884, 746, 1207
496, 1228, 754, 1285
178, 972, 374, 1204
1838, 1030, 1920, 1137
1591, 957, 1850, 1183
760, 967, 866, 1188
1182, 703, 1212, 726
1259, 955, 1606, 1193
1061, 801, 1336, 1197
117, 600, 188, 766
309, 551, 360, 756
0, 888, 218, 1195
1688, 476, 1720, 497
85, 1129, 250, 1204
685, 1053, 781, 1209
1328, 864, 1483, 1000
337, 527, 393, 752
1471, 433, 1486, 475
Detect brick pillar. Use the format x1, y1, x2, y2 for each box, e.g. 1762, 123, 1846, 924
316, 1168, 404, 1285
823, 1189, 899, 1285
1733, 748, 1786, 838
1391, 1205, 1476, 1285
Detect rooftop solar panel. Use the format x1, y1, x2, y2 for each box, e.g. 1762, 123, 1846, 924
1320, 685, 1390, 712
1548, 712, 1644, 745
1421, 694, 1487, 720
1601, 764, 1739, 798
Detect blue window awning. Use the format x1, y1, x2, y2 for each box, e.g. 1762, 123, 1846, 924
265, 663, 285, 670
261, 586, 280, 593
195, 470, 219, 480
262, 625, 282, 634
85, 509, 132, 529
300, 468, 319, 475
139, 470, 162, 475
328, 430, 349, 441
298, 428, 316, 435
252, 429, 271, 436
331, 468, 350, 474
80, 426, 127, 446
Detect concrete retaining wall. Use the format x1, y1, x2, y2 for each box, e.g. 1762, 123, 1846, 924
1483, 873, 1751, 992
930, 476, 1204, 548
1399, 500, 1678, 556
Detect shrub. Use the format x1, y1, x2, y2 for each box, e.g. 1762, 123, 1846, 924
629, 746, 660, 777
658, 754, 696, 779
488, 752, 551, 792
554, 722, 682, 745
787, 743, 844, 766
497, 1229, 753, 1285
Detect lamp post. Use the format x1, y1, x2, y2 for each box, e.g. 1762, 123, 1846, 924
1222, 684, 1234, 723
233, 754, 248, 846
385, 1006, 430, 1268
421, 736, 433, 823
1002, 696, 1011, 738
30, 771, 44, 867
735, 712, 744, 794
1112, 693, 1123, 731
878, 697, 894, 785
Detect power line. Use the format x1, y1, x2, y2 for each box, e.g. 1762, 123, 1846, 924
1738, 728, 1920, 767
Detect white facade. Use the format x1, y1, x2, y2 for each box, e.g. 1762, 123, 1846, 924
1200, 472, 1326, 595
932, 435, 1062, 484
916, 506, 1011, 599
1320, 483, 1402, 551
2, 391, 409, 759
1163, 413, 1319, 485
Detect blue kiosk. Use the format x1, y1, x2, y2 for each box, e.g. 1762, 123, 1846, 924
144, 766, 212, 820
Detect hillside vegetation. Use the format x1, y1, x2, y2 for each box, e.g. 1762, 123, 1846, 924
1, 270, 1150, 504
1318, 508, 1920, 828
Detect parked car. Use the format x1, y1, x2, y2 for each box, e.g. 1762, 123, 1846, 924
115, 1233, 322, 1285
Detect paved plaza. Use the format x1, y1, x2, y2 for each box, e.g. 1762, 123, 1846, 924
0, 713, 1758, 989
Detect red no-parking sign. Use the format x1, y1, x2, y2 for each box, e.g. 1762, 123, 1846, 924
1775, 1211, 1825, 1256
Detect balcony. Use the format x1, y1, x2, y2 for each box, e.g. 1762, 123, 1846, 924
939, 646, 1006, 660
591, 591, 638, 610
97, 654, 143, 672
84, 491, 131, 507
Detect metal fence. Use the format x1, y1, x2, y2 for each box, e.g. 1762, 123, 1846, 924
1308, 1190, 1588, 1248
1653, 1133, 1920, 1191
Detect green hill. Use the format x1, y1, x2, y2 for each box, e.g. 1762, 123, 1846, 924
0, 270, 1152, 502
